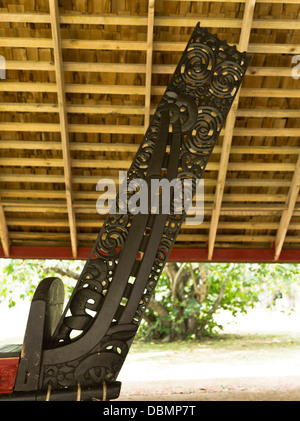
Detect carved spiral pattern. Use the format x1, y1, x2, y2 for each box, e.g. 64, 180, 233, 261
96, 214, 130, 258
181, 43, 215, 86
211, 61, 245, 99
184, 106, 223, 155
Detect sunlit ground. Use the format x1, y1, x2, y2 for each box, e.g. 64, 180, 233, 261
119, 308, 300, 381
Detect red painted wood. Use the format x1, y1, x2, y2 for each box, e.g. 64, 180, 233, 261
1, 245, 300, 262
0, 358, 19, 394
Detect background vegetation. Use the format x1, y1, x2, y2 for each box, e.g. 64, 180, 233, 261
0, 259, 299, 341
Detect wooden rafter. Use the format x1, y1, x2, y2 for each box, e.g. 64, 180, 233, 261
0, 102, 300, 119
1, 83, 300, 100
1, 12, 300, 29
144, 0, 155, 131
0, 158, 298, 172
274, 154, 300, 260
2, 141, 300, 155
0, 203, 10, 257
49, 0, 77, 259
208, 0, 256, 261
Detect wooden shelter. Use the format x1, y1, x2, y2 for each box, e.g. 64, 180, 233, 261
0, 0, 300, 262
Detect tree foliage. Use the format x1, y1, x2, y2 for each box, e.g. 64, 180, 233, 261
137, 262, 300, 341
0, 259, 83, 307
0, 259, 299, 341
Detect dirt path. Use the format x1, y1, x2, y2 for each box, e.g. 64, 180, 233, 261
116, 309, 300, 401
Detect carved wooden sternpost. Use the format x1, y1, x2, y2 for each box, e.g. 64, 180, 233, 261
1, 24, 250, 401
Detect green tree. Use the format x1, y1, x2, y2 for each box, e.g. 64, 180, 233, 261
137, 262, 300, 341
0, 259, 84, 307
0, 259, 299, 341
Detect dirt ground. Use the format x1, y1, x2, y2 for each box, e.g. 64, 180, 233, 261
117, 376, 300, 401
116, 309, 300, 401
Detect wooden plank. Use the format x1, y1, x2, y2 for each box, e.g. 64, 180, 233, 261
0, 82, 145, 95
0, 12, 299, 29
0, 188, 293, 203
0, 37, 146, 50
248, 44, 300, 54
0, 140, 138, 152
1, 141, 300, 156
5, 60, 145, 73
1, 83, 300, 99
0, 103, 146, 115
4, 59, 298, 77
3, 38, 300, 55
0, 158, 297, 171
4, 202, 300, 216
151, 65, 294, 77
0, 174, 65, 183
11, 219, 300, 231
2, 103, 300, 119
208, 0, 256, 261
240, 89, 300, 98
0, 173, 292, 188
152, 86, 300, 97
6, 231, 300, 245
0, 38, 53, 48
144, 0, 155, 131
1, 122, 300, 137
0, 204, 10, 257
0, 123, 145, 134
154, 17, 300, 29
0, 13, 147, 25
236, 109, 300, 118
49, 0, 77, 258
274, 153, 300, 260
153, 42, 300, 54
1, 195, 298, 208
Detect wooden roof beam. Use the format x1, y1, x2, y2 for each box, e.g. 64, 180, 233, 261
144, 0, 155, 131
49, 0, 77, 258
1, 13, 300, 29
274, 154, 300, 261
0, 204, 10, 257
208, 0, 256, 261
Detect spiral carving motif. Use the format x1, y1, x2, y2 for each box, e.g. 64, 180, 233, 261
96, 214, 130, 259
184, 106, 223, 155
211, 61, 245, 99
181, 43, 215, 86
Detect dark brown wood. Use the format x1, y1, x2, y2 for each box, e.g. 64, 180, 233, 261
14, 277, 64, 392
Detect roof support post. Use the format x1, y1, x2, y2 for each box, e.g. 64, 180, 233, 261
208, 0, 256, 260
49, 0, 77, 258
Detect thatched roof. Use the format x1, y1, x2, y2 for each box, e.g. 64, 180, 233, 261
0, 0, 300, 262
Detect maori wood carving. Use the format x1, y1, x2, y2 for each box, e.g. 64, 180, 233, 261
8, 24, 250, 399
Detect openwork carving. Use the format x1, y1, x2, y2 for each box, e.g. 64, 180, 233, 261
38, 23, 250, 393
